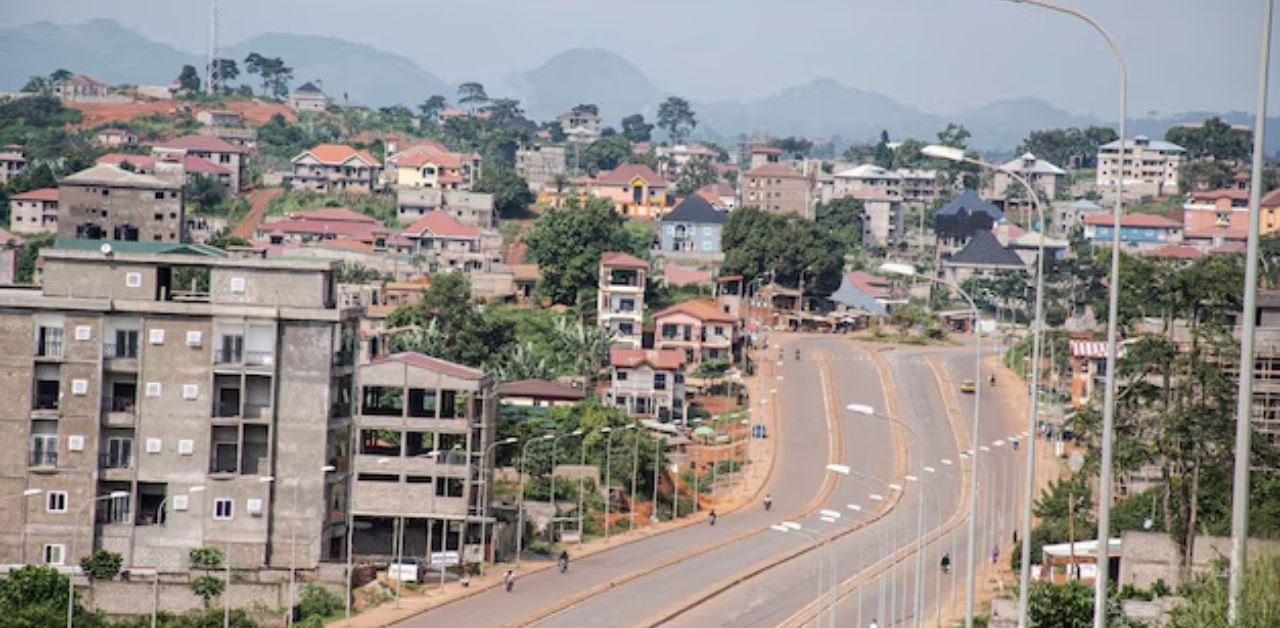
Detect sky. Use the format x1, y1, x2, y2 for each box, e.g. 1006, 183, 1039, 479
1, 0, 1272, 118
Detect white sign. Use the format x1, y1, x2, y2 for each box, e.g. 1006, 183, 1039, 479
429, 551, 459, 566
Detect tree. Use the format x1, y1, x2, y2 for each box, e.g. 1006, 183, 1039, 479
771, 136, 813, 157
552, 316, 612, 389
574, 103, 599, 116
419, 95, 447, 121
177, 65, 202, 94
384, 273, 515, 367
206, 230, 249, 250
656, 97, 697, 143
1165, 117, 1251, 163
524, 196, 641, 306
721, 206, 845, 296
186, 175, 225, 214
49, 69, 73, 86
21, 75, 50, 94
1167, 555, 1280, 627
211, 58, 239, 93
1180, 159, 1236, 193
934, 123, 978, 189
492, 341, 555, 382
473, 165, 535, 218
891, 139, 927, 170
873, 130, 894, 169
192, 575, 225, 608
814, 197, 865, 251
486, 98, 525, 126
457, 82, 488, 113
621, 114, 653, 142
579, 135, 635, 175
1018, 126, 1119, 170
244, 53, 292, 98
80, 549, 123, 580
0, 565, 79, 626
673, 157, 719, 196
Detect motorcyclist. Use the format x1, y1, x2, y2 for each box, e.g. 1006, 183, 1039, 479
794, 349, 800, 361
940, 553, 951, 573
764, 494, 773, 511
989, 373, 997, 386
709, 510, 718, 526
558, 550, 569, 573
504, 569, 515, 592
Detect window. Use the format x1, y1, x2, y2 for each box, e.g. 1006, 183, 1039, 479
153, 213, 163, 221
43, 544, 65, 565
126, 272, 142, 288
182, 384, 199, 400
655, 373, 668, 391
154, 192, 164, 200
229, 277, 246, 293
146, 438, 162, 453
186, 331, 202, 346
246, 498, 263, 516
702, 226, 713, 236
74, 326, 91, 341
47, 491, 67, 512
616, 371, 628, 381
72, 379, 88, 395
67, 435, 84, 451
145, 382, 161, 397
173, 495, 189, 511
149, 329, 164, 345
213, 498, 233, 520
178, 439, 194, 455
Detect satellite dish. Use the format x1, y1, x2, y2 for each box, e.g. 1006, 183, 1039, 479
99, 242, 114, 256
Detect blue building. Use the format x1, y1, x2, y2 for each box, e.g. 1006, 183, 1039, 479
659, 195, 728, 254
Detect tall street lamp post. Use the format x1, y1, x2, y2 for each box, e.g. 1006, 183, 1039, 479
1002, 2, 1126, 624
477, 437, 518, 576
286, 466, 336, 628
921, 142, 1049, 618
879, 261, 982, 626
516, 434, 555, 566
601, 427, 613, 539
2, 489, 42, 567
67, 491, 131, 628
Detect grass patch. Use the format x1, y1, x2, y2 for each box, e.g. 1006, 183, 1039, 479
268, 189, 397, 224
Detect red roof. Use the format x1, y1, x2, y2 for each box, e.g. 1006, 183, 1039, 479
744, 163, 805, 178
1083, 213, 1180, 228
1188, 188, 1250, 203
402, 209, 481, 238
261, 218, 383, 239
394, 145, 463, 169
289, 207, 380, 224
663, 264, 714, 287
319, 239, 375, 253
1211, 241, 1247, 254
609, 347, 685, 370
183, 156, 231, 175
1144, 244, 1203, 260
751, 146, 783, 155
11, 187, 58, 202
846, 270, 890, 298
599, 251, 648, 269
371, 352, 487, 380
305, 144, 380, 166
156, 134, 247, 154
97, 153, 228, 176
97, 153, 156, 170
595, 164, 665, 187
1185, 224, 1248, 241
0, 227, 22, 245
653, 300, 737, 324
1263, 188, 1280, 207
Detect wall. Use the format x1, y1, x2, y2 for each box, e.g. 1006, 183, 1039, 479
1118, 530, 1280, 589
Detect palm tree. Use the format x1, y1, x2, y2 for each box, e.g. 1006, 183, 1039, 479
493, 342, 554, 382
553, 317, 612, 394
389, 318, 444, 355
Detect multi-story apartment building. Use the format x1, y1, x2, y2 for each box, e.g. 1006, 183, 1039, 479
399, 210, 496, 273
515, 145, 567, 191
9, 187, 59, 235
742, 163, 812, 219
58, 164, 185, 243
1096, 136, 1185, 196
832, 164, 901, 198
898, 169, 942, 204
286, 145, 383, 194
0, 145, 28, 185
559, 108, 602, 144
589, 165, 671, 218
652, 301, 737, 365
350, 352, 496, 563
597, 252, 648, 348
154, 135, 248, 193
0, 241, 359, 573
605, 348, 686, 423
991, 152, 1065, 204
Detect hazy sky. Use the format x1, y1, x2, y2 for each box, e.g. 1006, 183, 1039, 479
3, 0, 1273, 117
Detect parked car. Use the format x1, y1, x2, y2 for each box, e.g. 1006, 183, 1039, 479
752, 424, 768, 439
960, 379, 976, 394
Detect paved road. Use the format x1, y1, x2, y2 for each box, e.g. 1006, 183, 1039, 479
530, 338, 890, 628
395, 334, 856, 627
661, 343, 1030, 628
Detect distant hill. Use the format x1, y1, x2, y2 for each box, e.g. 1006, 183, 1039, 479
0, 19, 199, 88
222, 33, 448, 108
503, 48, 663, 123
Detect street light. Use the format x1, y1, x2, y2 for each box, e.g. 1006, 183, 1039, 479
1225, 1, 1276, 622
627, 424, 640, 531
477, 437, 518, 576
286, 466, 336, 628
1001, 2, 1126, 625
878, 261, 983, 625
67, 491, 131, 627
3, 488, 42, 566
550, 429, 585, 539
600, 428, 614, 539
922, 140, 1049, 624
220, 477, 274, 628
827, 464, 905, 627
772, 522, 831, 624
845, 503, 887, 628
516, 434, 555, 566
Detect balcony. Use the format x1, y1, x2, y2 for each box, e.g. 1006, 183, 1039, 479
35, 339, 63, 359
33, 386, 59, 412
103, 342, 139, 360
101, 396, 138, 427
213, 349, 274, 367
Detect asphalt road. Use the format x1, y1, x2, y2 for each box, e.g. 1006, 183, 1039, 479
394, 334, 853, 628
530, 337, 890, 628
661, 343, 1030, 628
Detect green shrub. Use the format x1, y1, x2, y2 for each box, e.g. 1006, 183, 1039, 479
191, 575, 226, 608
189, 546, 225, 569
80, 549, 123, 580
296, 584, 343, 621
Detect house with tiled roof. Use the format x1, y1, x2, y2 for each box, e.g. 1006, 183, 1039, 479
653, 300, 738, 365
991, 153, 1066, 208
935, 190, 1004, 245
0, 146, 26, 185
389, 141, 482, 191
286, 144, 383, 194
53, 74, 110, 102
154, 134, 248, 192
659, 194, 728, 256
606, 347, 687, 422
559, 107, 603, 144
941, 230, 1027, 283
257, 207, 387, 244
496, 379, 585, 407
742, 162, 812, 219
400, 209, 493, 272
590, 164, 671, 218
695, 182, 737, 210
829, 270, 894, 318
598, 251, 648, 347
98, 152, 233, 189
289, 82, 330, 112
9, 188, 59, 235
1083, 212, 1183, 251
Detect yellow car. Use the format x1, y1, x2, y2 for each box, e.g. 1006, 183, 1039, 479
960, 379, 976, 394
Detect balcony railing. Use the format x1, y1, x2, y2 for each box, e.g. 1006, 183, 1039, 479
100, 453, 132, 469
34, 392, 59, 411
214, 349, 274, 366
103, 342, 139, 359
29, 450, 57, 467
35, 340, 63, 358
102, 396, 137, 413
209, 457, 238, 474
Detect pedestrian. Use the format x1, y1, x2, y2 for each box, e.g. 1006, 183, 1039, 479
460, 566, 470, 588
992, 545, 1000, 565
869, 618, 879, 628
763, 494, 773, 512
709, 510, 717, 526
504, 569, 515, 592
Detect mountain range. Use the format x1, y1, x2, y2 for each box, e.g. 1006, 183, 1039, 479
4, 19, 1278, 153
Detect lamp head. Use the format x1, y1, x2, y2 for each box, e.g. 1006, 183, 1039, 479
878, 262, 917, 278
921, 144, 967, 163
846, 403, 875, 415
503, 437, 519, 444
825, 463, 851, 475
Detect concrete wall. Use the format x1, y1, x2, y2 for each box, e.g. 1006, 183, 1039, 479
86, 576, 286, 617
58, 182, 184, 243
1118, 530, 1280, 589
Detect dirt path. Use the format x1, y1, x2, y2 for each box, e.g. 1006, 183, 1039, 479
231, 187, 282, 239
